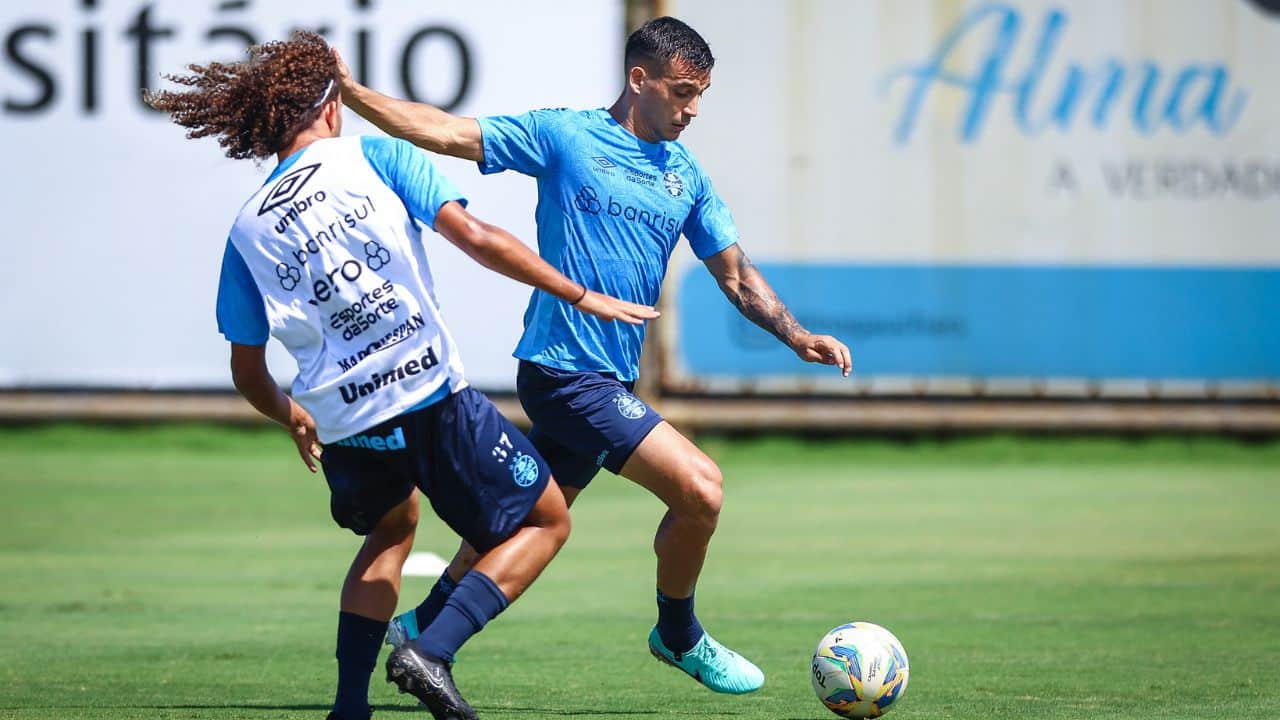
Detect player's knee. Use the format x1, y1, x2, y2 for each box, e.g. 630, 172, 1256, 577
543, 499, 572, 548
682, 456, 723, 528
551, 513, 571, 549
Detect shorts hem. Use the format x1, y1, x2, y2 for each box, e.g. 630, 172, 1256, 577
458, 464, 550, 554
601, 412, 664, 475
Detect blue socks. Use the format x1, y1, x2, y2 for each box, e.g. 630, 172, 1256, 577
656, 589, 704, 654
414, 572, 459, 631
414, 571, 509, 663
333, 611, 387, 720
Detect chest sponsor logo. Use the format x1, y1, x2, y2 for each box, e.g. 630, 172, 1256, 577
270, 196, 384, 310
288, 195, 377, 267
574, 185, 602, 214
587, 154, 661, 189
338, 347, 439, 405
626, 170, 657, 187
275, 262, 302, 291
335, 313, 426, 370
363, 240, 391, 271
573, 184, 680, 236
323, 281, 426, 373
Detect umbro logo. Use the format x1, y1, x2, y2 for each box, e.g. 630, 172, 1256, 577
592, 156, 616, 169
259, 163, 322, 215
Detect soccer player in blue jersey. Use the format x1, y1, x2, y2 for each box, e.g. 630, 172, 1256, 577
337, 17, 852, 694
148, 32, 657, 720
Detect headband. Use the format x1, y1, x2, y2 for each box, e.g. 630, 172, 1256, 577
311, 78, 336, 109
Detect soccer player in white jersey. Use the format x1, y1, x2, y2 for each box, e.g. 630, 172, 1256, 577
147, 32, 657, 720
335, 17, 852, 695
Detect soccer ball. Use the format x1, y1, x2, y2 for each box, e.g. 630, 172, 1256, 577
811, 622, 910, 718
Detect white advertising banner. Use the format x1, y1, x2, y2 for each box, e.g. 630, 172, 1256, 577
1, 0, 622, 389
668, 0, 1279, 396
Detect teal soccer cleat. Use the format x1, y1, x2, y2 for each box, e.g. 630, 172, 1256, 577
384, 610, 419, 648
647, 627, 765, 694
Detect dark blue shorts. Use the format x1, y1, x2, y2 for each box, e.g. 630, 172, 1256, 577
516, 360, 664, 490
320, 387, 550, 552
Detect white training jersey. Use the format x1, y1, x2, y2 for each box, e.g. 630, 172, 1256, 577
217, 135, 469, 442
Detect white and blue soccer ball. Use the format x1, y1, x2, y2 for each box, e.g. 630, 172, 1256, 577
811, 622, 910, 718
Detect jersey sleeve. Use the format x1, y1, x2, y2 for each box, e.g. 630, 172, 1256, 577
216, 238, 269, 345
361, 136, 468, 230
476, 109, 568, 176
682, 167, 741, 260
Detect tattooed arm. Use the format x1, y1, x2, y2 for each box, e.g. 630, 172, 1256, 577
703, 243, 852, 376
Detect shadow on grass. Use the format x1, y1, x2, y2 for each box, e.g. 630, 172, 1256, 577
0, 706, 411, 714
485, 709, 663, 716
486, 708, 745, 717
1, 705, 695, 717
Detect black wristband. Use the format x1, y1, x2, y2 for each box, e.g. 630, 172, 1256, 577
569, 284, 588, 305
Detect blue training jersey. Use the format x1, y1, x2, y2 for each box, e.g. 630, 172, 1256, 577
478, 108, 738, 381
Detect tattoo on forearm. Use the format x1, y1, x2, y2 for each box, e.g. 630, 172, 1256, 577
724, 251, 805, 346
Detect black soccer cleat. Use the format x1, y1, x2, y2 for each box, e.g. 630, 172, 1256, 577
385, 645, 479, 720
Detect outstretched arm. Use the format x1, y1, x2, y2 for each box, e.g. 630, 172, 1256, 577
334, 49, 483, 162
229, 343, 323, 472
703, 243, 852, 376
433, 201, 659, 326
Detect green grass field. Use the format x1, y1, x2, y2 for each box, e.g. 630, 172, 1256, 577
1, 426, 1278, 719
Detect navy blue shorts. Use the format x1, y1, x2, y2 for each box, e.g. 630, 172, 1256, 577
320, 387, 550, 552
516, 360, 664, 490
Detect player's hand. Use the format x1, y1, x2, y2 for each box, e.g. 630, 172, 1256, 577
331, 48, 356, 93
792, 333, 852, 377
572, 290, 660, 326
287, 401, 323, 473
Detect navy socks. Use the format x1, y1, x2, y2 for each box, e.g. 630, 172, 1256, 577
333, 611, 387, 720
332, 573, 503, 715
409, 577, 704, 662
414, 572, 459, 631
656, 589, 704, 654
414, 571, 509, 663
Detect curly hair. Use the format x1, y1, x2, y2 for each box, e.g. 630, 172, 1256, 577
145, 31, 337, 160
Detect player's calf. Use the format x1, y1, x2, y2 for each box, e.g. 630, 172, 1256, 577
677, 454, 723, 532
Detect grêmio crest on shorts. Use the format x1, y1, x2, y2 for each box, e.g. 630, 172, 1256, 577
227, 136, 469, 442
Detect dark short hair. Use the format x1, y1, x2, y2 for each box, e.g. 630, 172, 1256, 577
624, 16, 714, 75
